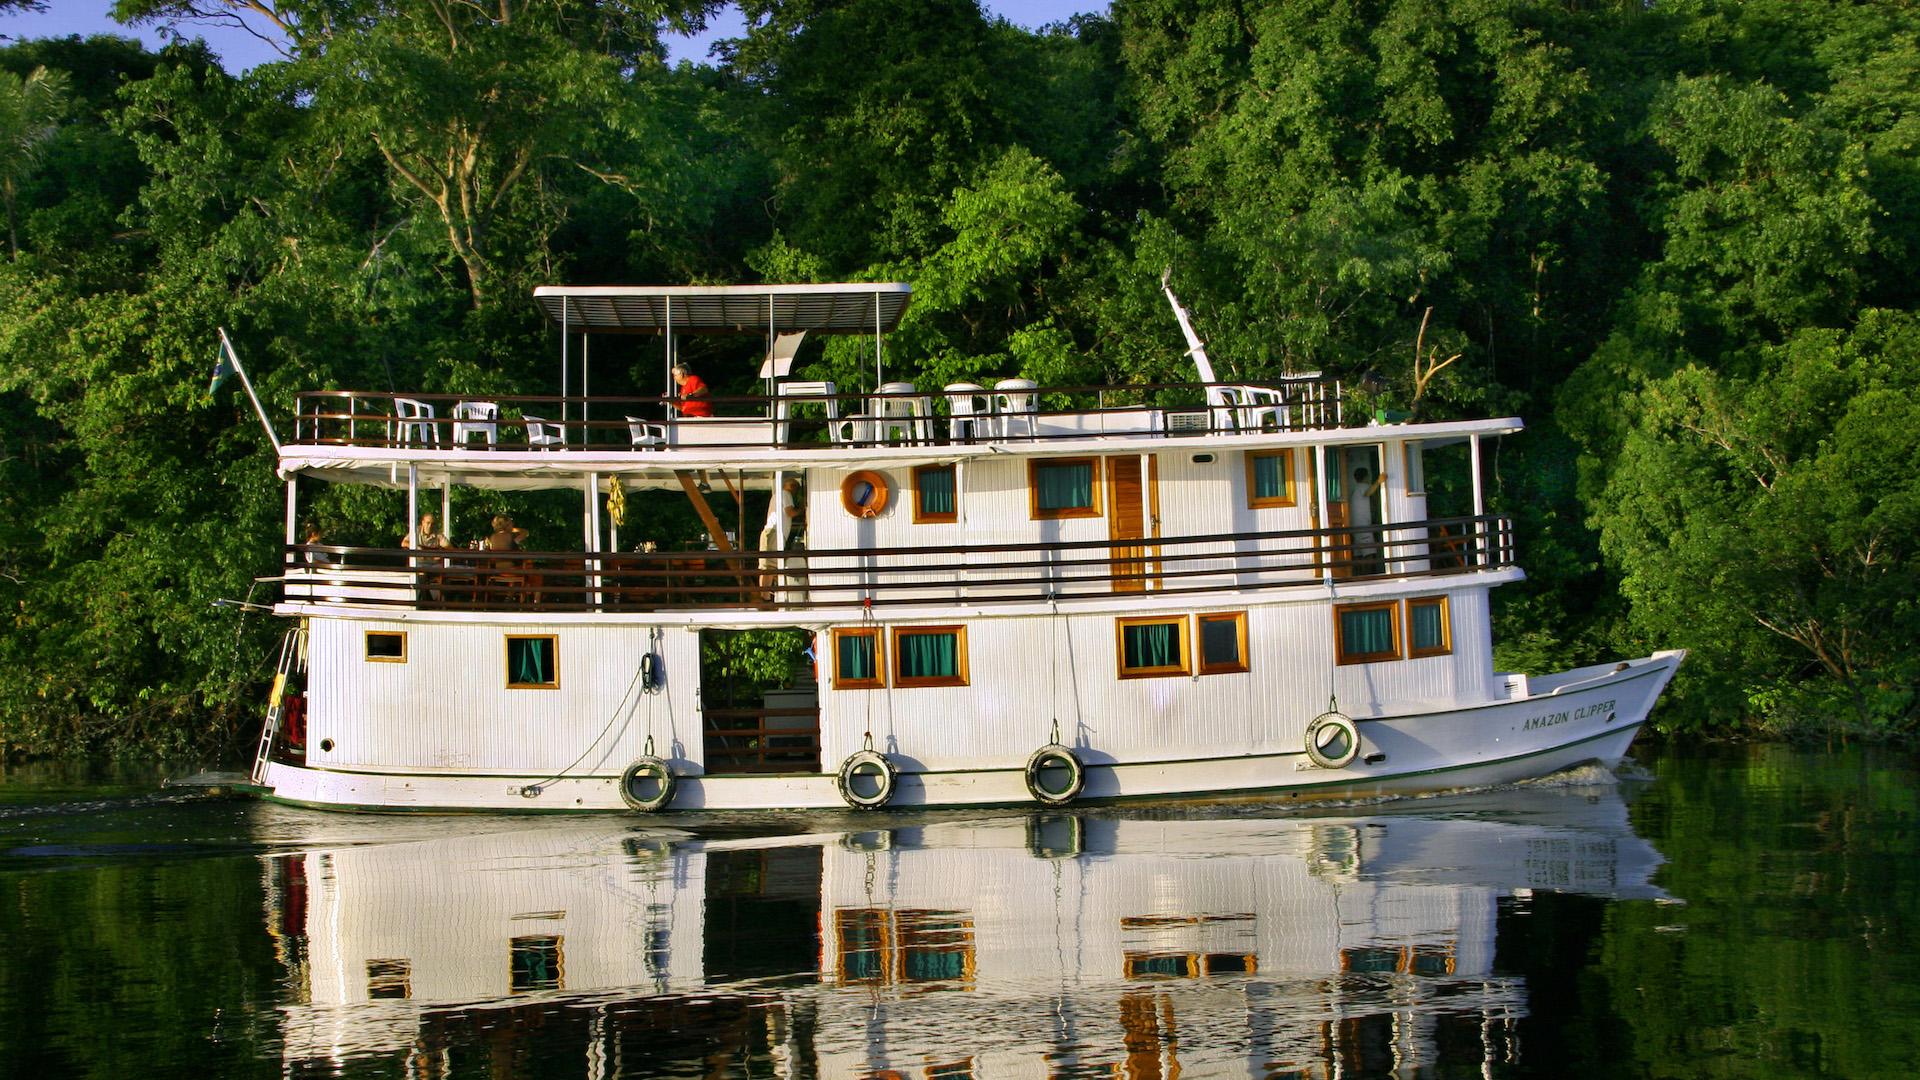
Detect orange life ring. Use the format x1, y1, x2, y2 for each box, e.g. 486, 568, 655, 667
840, 470, 891, 518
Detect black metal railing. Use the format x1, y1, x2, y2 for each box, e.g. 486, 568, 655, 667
286, 379, 1345, 453
279, 515, 1513, 613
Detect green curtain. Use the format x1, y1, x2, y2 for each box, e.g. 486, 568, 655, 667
1123, 622, 1181, 669
1253, 454, 1289, 500
1200, 618, 1240, 667
905, 948, 965, 981
899, 632, 958, 679
1410, 602, 1444, 651
1036, 462, 1093, 510
838, 634, 875, 681
918, 466, 956, 515
511, 638, 550, 684
1340, 608, 1394, 656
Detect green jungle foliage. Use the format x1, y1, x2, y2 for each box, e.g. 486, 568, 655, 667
1, 0, 1916, 755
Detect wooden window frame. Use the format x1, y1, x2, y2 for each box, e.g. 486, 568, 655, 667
1116, 615, 1191, 679
1405, 595, 1452, 658
1028, 457, 1104, 520
364, 630, 407, 663
891, 625, 969, 688
504, 634, 560, 689
831, 627, 886, 690
1244, 449, 1297, 508
1195, 612, 1250, 675
911, 463, 958, 524
1333, 601, 1401, 666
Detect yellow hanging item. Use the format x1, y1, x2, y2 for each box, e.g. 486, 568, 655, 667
608, 475, 627, 528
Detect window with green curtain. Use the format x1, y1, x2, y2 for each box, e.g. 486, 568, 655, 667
897, 631, 959, 681
1252, 452, 1290, 501
1122, 620, 1184, 672
1199, 617, 1242, 669
507, 637, 554, 686
1035, 461, 1094, 512
1339, 607, 1396, 659
917, 465, 956, 517
837, 632, 876, 681
509, 935, 563, 992
1410, 600, 1446, 652
904, 946, 966, 981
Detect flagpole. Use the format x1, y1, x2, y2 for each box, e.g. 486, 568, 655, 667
218, 327, 282, 454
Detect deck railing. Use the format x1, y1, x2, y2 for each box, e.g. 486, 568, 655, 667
287, 379, 1345, 453
280, 514, 1513, 613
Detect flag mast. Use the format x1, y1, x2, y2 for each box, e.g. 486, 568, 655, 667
215, 327, 282, 454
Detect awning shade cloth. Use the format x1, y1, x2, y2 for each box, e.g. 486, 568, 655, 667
533, 283, 913, 334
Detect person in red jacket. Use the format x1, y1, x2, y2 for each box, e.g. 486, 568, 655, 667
671, 363, 713, 417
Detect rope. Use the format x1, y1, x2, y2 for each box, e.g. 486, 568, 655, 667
516, 645, 651, 797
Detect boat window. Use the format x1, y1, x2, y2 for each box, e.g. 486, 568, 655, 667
892, 626, 968, 687
366, 958, 412, 999
1203, 953, 1257, 975
1245, 449, 1297, 508
364, 631, 406, 663
1334, 602, 1401, 665
1196, 612, 1249, 675
508, 935, 564, 993
1123, 952, 1197, 979
1407, 596, 1451, 657
912, 464, 958, 524
1029, 458, 1102, 519
832, 627, 885, 689
505, 635, 558, 688
1117, 616, 1190, 678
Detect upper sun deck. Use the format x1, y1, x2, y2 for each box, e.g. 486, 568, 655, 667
277, 280, 1522, 486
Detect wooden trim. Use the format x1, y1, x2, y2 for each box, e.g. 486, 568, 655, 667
505, 634, 560, 688
1116, 615, 1190, 678
1245, 449, 1297, 508
1028, 457, 1104, 520
841, 470, 892, 519
1194, 612, 1249, 675
364, 630, 407, 663
1405, 595, 1452, 658
1333, 601, 1401, 666
831, 627, 886, 689
911, 463, 958, 524
890, 625, 969, 687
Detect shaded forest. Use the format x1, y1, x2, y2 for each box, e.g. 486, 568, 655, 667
1, 0, 1915, 756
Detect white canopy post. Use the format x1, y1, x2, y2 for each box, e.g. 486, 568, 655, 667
561, 297, 571, 427
586, 471, 602, 605
440, 480, 450, 545
582, 333, 590, 442
284, 478, 297, 547
874, 288, 883, 389
406, 464, 419, 548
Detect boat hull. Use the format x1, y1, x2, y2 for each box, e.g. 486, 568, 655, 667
256, 650, 1681, 812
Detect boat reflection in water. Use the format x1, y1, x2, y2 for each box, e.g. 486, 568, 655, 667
261, 775, 1668, 1077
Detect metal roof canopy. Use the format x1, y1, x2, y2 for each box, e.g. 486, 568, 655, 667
533, 283, 913, 334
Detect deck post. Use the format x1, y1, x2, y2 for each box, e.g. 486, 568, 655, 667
284, 478, 297, 547
1470, 433, 1484, 566
406, 465, 418, 547
561, 297, 570, 427
586, 471, 602, 607
1315, 444, 1333, 584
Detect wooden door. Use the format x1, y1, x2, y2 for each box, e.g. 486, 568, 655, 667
1307, 451, 1353, 578
1107, 455, 1158, 592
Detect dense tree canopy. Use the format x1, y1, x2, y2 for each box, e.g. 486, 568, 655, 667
1, 0, 1916, 755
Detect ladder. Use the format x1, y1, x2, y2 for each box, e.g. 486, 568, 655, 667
250, 626, 306, 785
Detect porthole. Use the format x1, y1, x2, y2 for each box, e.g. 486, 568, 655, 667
840, 470, 892, 518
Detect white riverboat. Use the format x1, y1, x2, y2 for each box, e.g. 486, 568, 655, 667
250, 280, 1681, 812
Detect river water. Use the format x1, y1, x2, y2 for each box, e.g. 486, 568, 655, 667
0, 743, 1913, 1079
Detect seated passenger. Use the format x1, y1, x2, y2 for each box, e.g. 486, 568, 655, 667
487, 515, 529, 551
402, 512, 447, 549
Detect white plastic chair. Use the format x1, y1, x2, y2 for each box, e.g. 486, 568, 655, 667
522, 415, 566, 449
774, 380, 838, 444
943, 383, 988, 442
625, 416, 666, 449
991, 378, 1038, 439
394, 398, 438, 447
874, 381, 931, 443
451, 400, 499, 447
